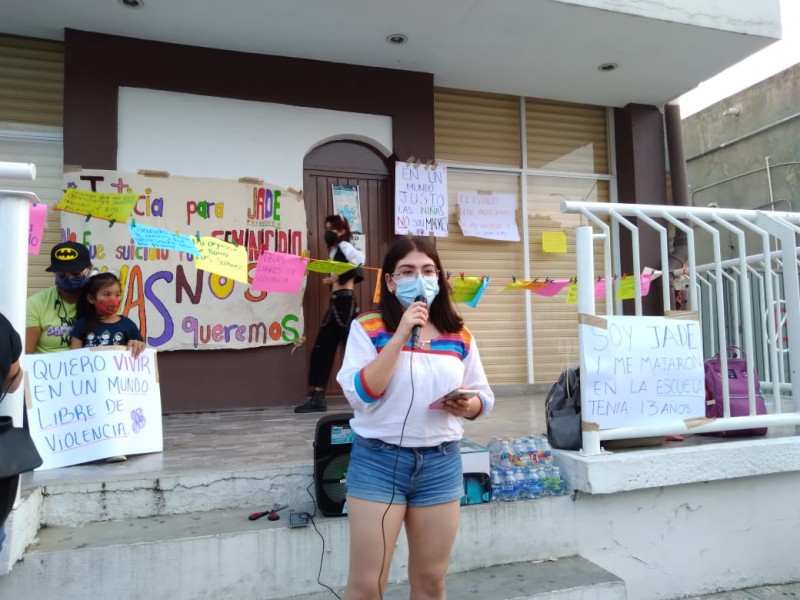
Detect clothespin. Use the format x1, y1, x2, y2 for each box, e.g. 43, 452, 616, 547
231, 238, 238, 247
131, 219, 137, 228
430, 161, 438, 170
424, 159, 433, 170
405, 155, 416, 166
85, 214, 92, 222
108, 219, 116, 228
415, 158, 422, 168
460, 272, 465, 280
445, 270, 451, 280
512, 275, 517, 283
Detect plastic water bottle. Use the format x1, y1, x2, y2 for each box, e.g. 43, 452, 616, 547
502, 468, 517, 502
525, 465, 541, 499
488, 437, 502, 467
490, 467, 504, 502
512, 438, 530, 466
498, 439, 513, 469
551, 466, 565, 495
536, 465, 548, 497
536, 438, 553, 467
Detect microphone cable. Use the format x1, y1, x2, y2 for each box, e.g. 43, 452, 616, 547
376, 323, 420, 600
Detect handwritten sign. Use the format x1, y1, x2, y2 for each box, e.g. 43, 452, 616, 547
457, 191, 519, 241
394, 162, 448, 236
542, 231, 567, 253
57, 189, 138, 223
129, 222, 199, 255
306, 259, 356, 275
25, 348, 163, 470
579, 315, 705, 429
28, 203, 47, 254
193, 236, 249, 283
251, 251, 307, 293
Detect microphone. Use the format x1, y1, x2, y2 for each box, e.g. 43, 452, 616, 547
410, 295, 427, 348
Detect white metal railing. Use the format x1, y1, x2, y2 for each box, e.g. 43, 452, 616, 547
561, 201, 800, 455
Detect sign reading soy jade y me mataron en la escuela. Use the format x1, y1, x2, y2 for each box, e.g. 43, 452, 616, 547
394, 162, 448, 236
61, 171, 307, 351
25, 348, 163, 470
578, 314, 705, 429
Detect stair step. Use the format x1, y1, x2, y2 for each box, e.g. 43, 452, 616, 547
0, 499, 617, 599
287, 556, 626, 600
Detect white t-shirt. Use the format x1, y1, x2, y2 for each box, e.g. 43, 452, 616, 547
336, 311, 494, 447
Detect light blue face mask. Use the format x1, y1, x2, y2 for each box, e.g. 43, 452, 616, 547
395, 274, 439, 308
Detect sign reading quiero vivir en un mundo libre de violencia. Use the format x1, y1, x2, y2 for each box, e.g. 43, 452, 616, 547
25, 347, 163, 469
578, 314, 705, 429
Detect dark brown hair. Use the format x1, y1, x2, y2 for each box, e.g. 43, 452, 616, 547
379, 237, 463, 333
324, 215, 352, 242
76, 272, 122, 336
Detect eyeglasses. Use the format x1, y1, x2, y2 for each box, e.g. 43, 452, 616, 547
390, 268, 440, 281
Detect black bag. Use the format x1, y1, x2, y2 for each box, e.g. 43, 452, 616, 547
545, 366, 582, 450
0, 416, 43, 478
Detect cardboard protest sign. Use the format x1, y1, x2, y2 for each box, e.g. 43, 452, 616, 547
25, 348, 163, 470
578, 314, 705, 429
61, 170, 307, 351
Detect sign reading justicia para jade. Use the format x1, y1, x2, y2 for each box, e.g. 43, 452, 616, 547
61, 170, 307, 351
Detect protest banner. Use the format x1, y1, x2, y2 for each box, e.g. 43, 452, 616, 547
25, 348, 163, 470
579, 314, 705, 429
61, 171, 307, 351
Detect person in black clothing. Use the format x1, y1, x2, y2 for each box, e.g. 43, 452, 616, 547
0, 313, 24, 552
295, 215, 365, 413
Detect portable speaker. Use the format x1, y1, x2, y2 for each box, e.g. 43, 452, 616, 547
313, 413, 354, 517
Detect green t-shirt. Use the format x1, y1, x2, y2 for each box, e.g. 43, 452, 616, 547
26, 286, 78, 354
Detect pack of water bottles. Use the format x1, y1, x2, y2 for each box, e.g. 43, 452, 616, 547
487, 436, 566, 501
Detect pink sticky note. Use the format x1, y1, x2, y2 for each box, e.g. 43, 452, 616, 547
640, 273, 652, 296
28, 203, 48, 255
251, 251, 307, 293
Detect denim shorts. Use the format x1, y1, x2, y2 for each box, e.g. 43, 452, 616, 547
346, 434, 463, 507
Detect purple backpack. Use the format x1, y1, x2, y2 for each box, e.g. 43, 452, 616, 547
703, 346, 767, 437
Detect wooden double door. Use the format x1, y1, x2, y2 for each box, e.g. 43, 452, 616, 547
303, 140, 393, 397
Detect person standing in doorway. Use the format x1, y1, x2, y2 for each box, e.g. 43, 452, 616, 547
26, 241, 92, 354
295, 215, 364, 413
336, 237, 494, 599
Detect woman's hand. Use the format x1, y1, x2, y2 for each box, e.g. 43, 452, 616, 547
442, 395, 480, 419
127, 340, 146, 359
396, 299, 428, 341
322, 273, 339, 285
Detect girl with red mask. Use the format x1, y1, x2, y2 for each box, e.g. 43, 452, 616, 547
69, 272, 145, 358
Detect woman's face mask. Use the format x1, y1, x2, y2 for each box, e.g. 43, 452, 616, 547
55, 272, 88, 294
324, 230, 339, 246
394, 274, 440, 308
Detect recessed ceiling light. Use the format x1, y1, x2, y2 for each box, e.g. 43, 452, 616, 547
597, 62, 618, 72
118, 0, 144, 9
386, 34, 408, 45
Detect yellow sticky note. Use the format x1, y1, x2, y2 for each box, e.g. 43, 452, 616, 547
615, 275, 636, 300
566, 282, 577, 304
193, 236, 249, 283
306, 259, 357, 275
57, 189, 138, 222
542, 231, 567, 254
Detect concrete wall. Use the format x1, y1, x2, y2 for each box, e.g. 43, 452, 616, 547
683, 63, 800, 214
